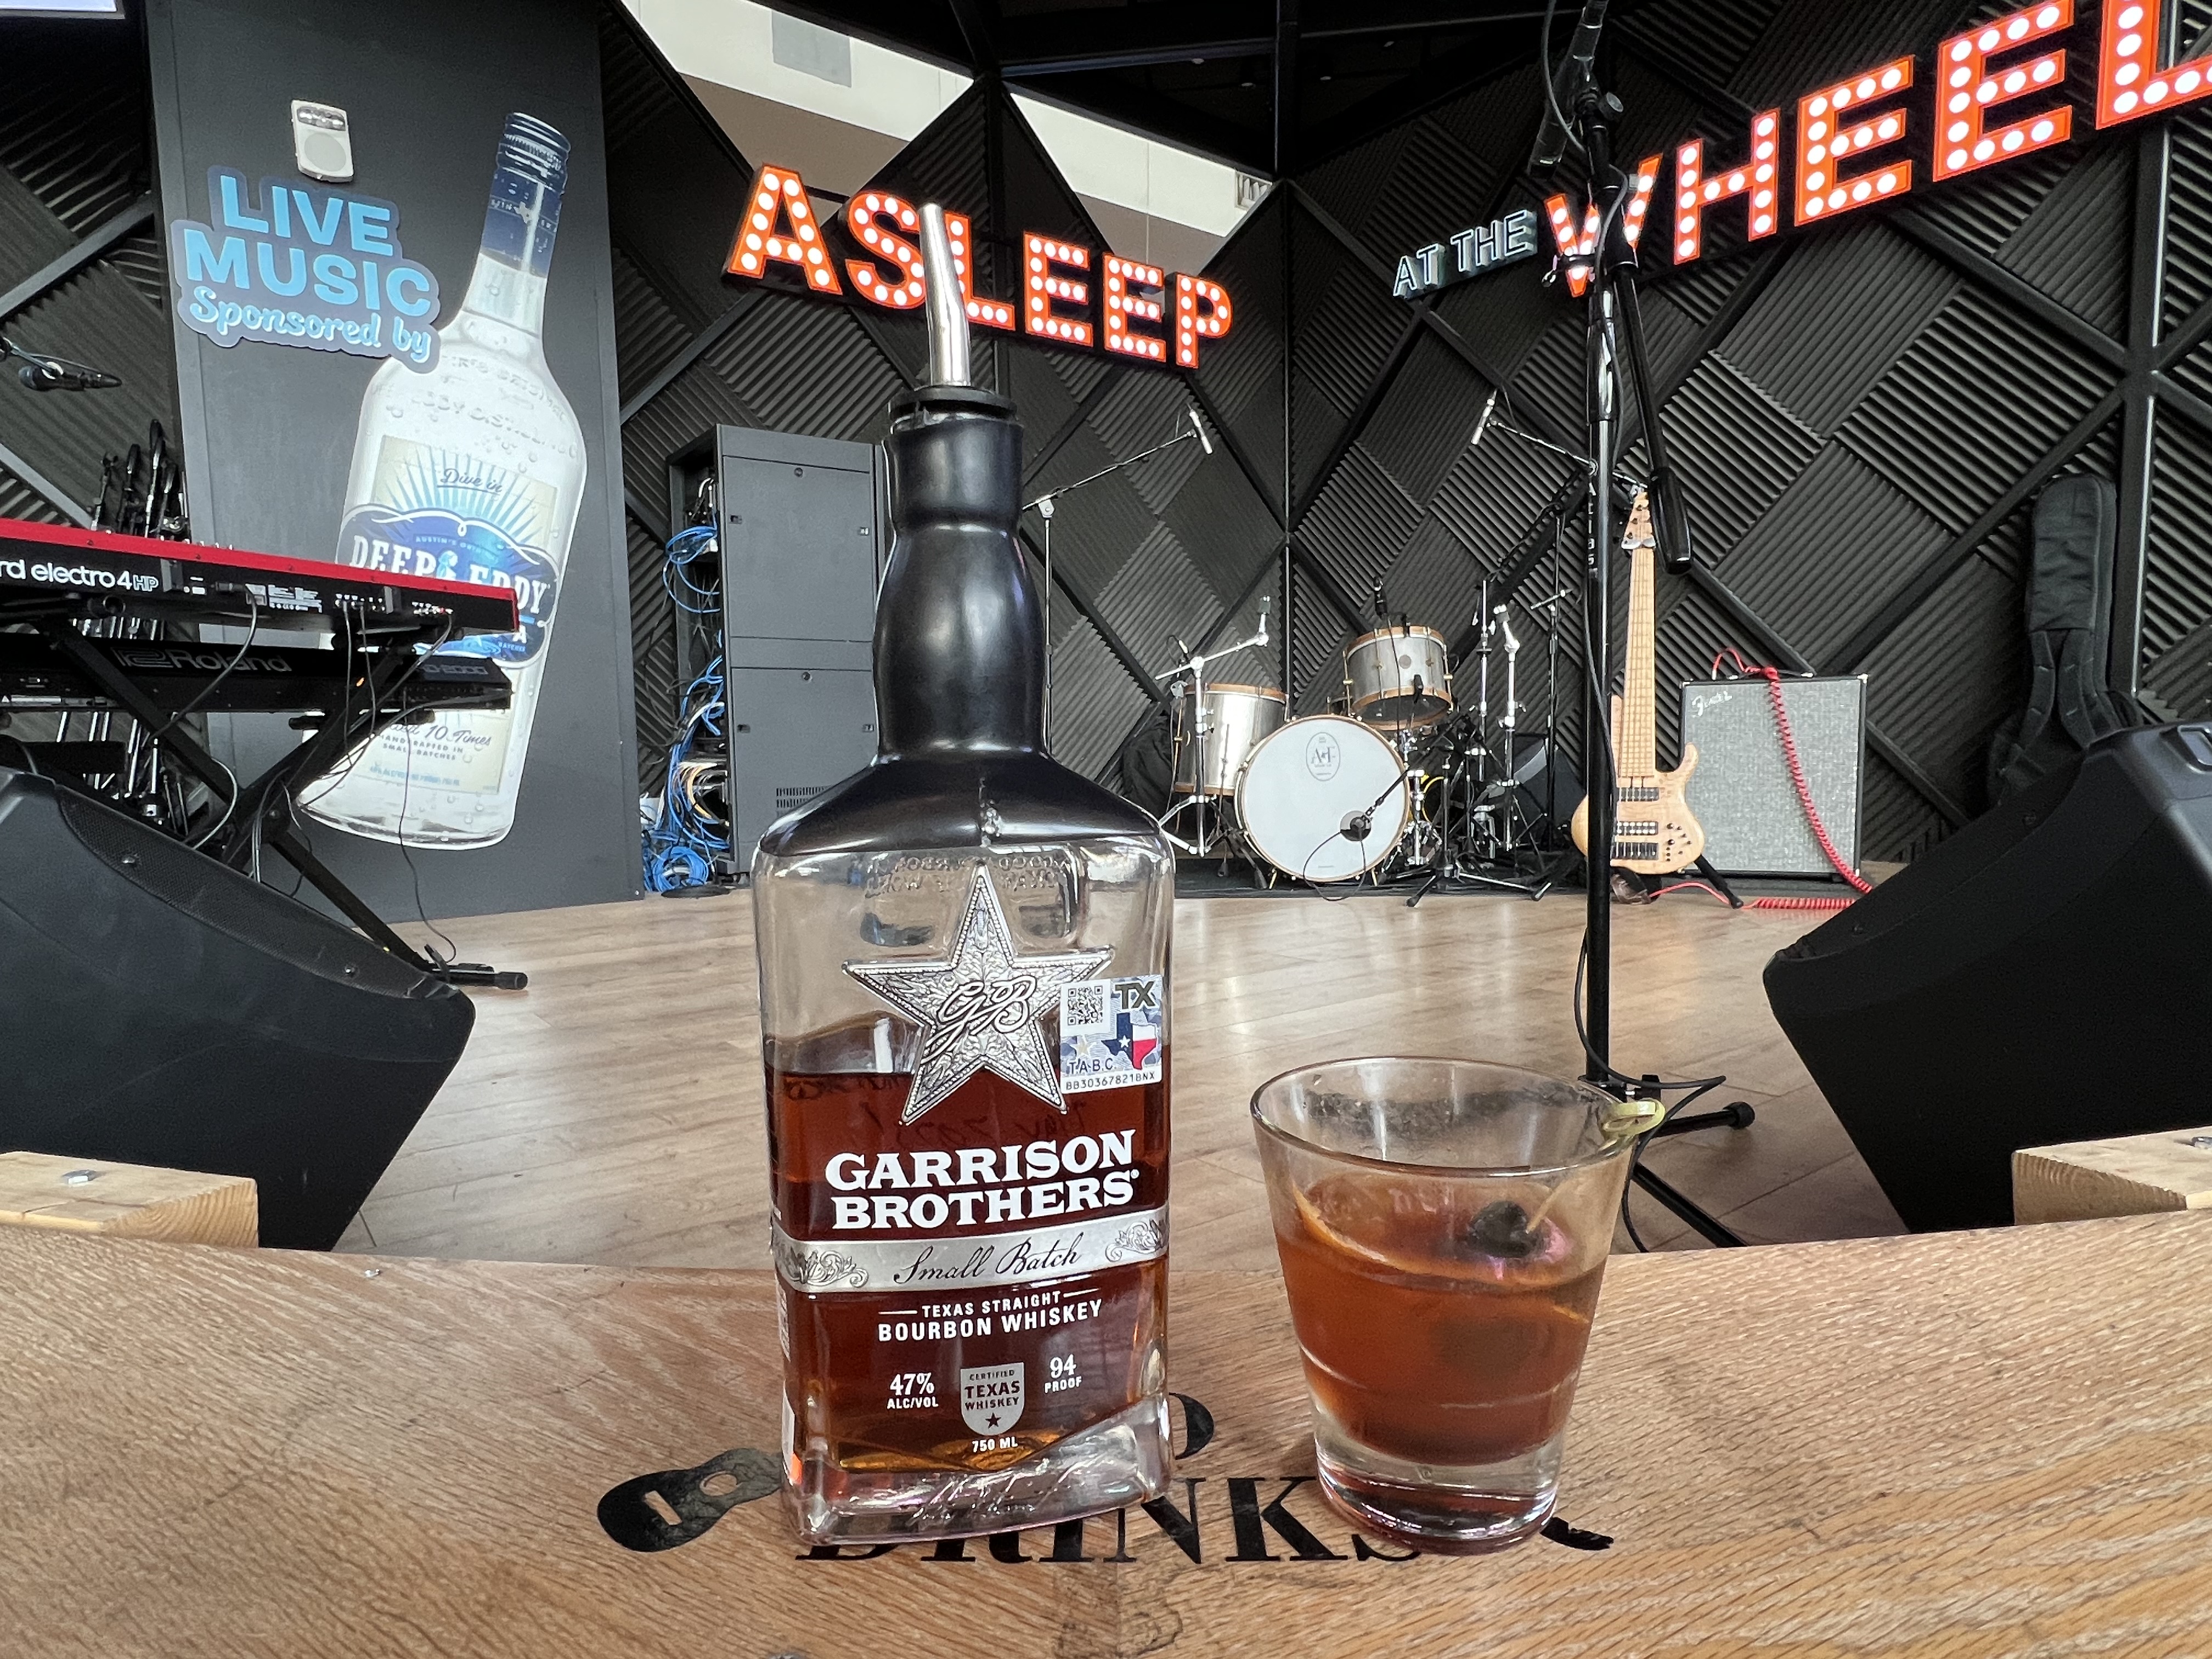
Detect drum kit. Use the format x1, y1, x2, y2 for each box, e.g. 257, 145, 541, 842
1160, 583, 1563, 890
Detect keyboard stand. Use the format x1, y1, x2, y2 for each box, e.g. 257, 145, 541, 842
36, 614, 530, 991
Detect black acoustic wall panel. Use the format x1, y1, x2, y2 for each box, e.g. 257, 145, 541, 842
601, 9, 1285, 795
1268, 0, 2212, 860
0, 21, 177, 528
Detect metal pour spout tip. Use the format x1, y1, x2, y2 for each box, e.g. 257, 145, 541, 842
919, 202, 972, 390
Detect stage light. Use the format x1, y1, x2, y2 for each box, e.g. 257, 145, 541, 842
726, 164, 842, 291
1797, 59, 1914, 225
844, 191, 926, 308
2097, 0, 2212, 126
1103, 255, 1168, 362
1934, 2, 2071, 180
1671, 113, 1780, 265
1174, 275, 1231, 369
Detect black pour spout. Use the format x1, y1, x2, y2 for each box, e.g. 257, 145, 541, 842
873, 203, 1041, 761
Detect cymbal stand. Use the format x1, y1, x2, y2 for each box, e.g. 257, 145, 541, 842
1155, 604, 1271, 857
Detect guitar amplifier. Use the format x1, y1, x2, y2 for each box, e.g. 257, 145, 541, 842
1680, 675, 1865, 877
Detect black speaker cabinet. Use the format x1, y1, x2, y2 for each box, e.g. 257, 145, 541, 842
0, 767, 474, 1248
1765, 724, 2212, 1232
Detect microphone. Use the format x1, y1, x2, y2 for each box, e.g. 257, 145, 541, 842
1342, 811, 1373, 842
1255, 595, 1270, 646
1187, 408, 1213, 454
1469, 390, 1499, 449
1528, 0, 1611, 174
1, 335, 121, 392
1372, 580, 1387, 621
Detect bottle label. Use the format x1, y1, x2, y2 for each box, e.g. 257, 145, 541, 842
337, 436, 560, 665
1058, 974, 1164, 1093
771, 1204, 1167, 1296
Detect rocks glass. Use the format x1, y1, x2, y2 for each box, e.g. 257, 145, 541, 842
1251, 1057, 1637, 1553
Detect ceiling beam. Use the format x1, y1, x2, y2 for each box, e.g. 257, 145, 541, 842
1004, 38, 1274, 77
1273, 0, 1301, 176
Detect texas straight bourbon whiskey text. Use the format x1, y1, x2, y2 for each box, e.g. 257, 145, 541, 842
751, 206, 1174, 1545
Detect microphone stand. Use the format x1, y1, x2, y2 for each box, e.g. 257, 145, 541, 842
1024, 410, 1212, 727
1544, 7, 1748, 1248
1154, 603, 1271, 858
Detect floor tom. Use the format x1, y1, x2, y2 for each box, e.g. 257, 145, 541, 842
1172, 683, 1288, 797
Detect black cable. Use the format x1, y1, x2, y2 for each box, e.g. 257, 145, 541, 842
1538, 0, 1588, 163
391, 719, 458, 969
143, 594, 261, 742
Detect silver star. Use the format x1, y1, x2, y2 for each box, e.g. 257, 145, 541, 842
844, 869, 1109, 1124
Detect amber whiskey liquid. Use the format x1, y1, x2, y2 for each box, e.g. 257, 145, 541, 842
1274, 1173, 1602, 1466
769, 1023, 1169, 1534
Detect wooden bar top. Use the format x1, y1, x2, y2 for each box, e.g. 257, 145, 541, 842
6, 1215, 2211, 1656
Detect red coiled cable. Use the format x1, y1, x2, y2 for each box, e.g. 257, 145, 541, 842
1711, 647, 1874, 896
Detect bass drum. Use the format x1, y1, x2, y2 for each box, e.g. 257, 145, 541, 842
1235, 715, 1411, 884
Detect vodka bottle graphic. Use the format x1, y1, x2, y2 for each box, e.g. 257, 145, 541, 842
307, 114, 585, 848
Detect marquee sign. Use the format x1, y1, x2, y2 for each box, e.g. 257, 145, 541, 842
727, 163, 1233, 371
1396, 0, 2205, 298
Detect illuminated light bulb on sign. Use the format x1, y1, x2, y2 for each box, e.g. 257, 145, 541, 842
1672, 115, 1781, 265
1933, 1, 2072, 180
844, 191, 927, 308
1174, 275, 1231, 370
1796, 58, 1914, 225
2098, 0, 2212, 125
725, 163, 843, 292
1024, 234, 1093, 347
944, 212, 1013, 331
1103, 255, 1169, 362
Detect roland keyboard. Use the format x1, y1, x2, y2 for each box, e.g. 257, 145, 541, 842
0, 515, 520, 635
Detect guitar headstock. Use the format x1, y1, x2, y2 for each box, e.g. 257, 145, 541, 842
1623, 488, 1655, 554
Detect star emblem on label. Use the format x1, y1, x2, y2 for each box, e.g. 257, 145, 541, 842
844, 869, 1110, 1124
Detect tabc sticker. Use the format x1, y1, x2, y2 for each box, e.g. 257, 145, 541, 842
1059, 974, 1163, 1094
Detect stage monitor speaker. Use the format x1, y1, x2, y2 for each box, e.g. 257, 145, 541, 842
1764, 724, 2212, 1232
1682, 675, 1864, 876
0, 766, 474, 1248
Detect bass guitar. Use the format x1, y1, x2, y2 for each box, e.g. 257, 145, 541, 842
1570, 489, 1705, 875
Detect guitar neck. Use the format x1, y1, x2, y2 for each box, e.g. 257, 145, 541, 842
1620, 539, 1658, 778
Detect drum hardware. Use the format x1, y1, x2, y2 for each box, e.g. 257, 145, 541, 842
1024, 407, 1214, 727
1155, 600, 1271, 857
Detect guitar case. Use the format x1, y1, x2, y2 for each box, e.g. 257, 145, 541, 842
1986, 476, 2143, 804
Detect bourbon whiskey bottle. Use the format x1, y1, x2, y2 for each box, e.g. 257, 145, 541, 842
751, 205, 1175, 1545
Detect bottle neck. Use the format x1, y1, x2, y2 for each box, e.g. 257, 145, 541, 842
462, 152, 562, 338
461, 253, 549, 335
874, 389, 1042, 759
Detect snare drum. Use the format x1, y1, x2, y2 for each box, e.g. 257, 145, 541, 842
1171, 682, 1288, 797
1344, 625, 1453, 730
1235, 715, 1411, 883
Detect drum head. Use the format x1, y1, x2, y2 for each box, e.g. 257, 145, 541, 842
1235, 716, 1411, 883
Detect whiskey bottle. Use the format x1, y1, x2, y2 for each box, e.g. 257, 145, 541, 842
752, 205, 1175, 1545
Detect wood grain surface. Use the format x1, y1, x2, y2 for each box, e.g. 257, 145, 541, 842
0, 1151, 257, 1246
7, 1215, 2211, 1657
349, 888, 1901, 1266
2015, 1128, 2212, 1224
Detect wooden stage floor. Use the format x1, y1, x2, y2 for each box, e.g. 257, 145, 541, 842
349, 888, 1903, 1267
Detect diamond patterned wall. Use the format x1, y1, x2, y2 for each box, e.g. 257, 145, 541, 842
601, 14, 1284, 792
1268, 0, 2212, 859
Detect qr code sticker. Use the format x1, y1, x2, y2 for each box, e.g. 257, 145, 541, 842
1062, 982, 1108, 1033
